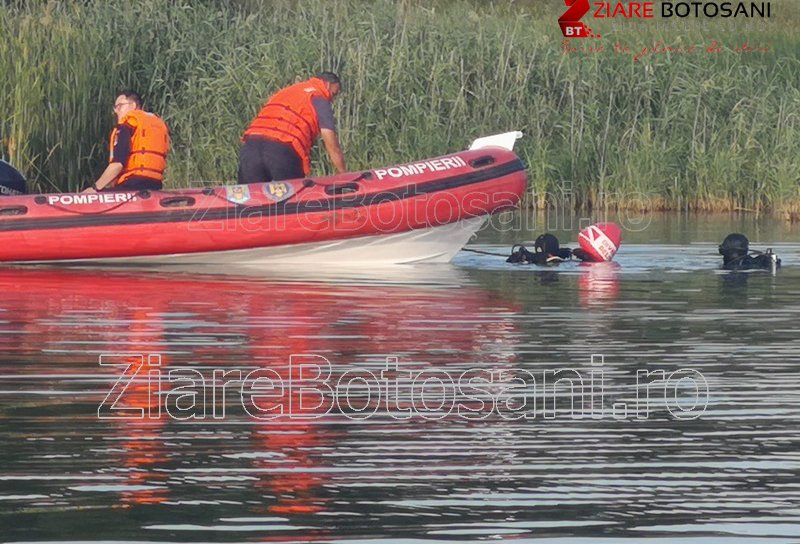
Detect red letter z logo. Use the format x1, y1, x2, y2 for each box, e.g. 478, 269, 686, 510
559, 0, 592, 38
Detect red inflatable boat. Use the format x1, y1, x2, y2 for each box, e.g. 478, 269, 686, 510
0, 132, 526, 266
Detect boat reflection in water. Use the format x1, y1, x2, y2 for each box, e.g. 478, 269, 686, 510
0, 265, 520, 528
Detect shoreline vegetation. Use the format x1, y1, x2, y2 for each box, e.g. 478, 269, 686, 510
1, 0, 797, 215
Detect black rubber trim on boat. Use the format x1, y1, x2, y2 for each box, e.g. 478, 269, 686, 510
0, 158, 525, 232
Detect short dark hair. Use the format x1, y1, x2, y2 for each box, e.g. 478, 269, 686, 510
118, 90, 143, 108
316, 72, 340, 85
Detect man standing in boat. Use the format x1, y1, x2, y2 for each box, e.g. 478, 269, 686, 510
238, 72, 346, 183
89, 91, 169, 192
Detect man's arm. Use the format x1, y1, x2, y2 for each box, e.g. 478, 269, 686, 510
320, 128, 346, 174
90, 125, 133, 191
312, 96, 346, 174
92, 163, 124, 191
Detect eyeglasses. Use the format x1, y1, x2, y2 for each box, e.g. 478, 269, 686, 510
113, 101, 134, 111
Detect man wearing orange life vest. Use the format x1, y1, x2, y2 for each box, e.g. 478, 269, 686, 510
90, 91, 169, 192
238, 72, 346, 183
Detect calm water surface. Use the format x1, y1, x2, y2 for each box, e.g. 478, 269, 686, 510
1, 213, 800, 543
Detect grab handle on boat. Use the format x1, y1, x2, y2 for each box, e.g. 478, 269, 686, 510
159, 196, 196, 208
469, 155, 496, 168
293, 171, 370, 199
0, 205, 27, 216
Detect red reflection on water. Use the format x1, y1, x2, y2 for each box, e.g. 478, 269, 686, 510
578, 262, 621, 308
0, 266, 519, 524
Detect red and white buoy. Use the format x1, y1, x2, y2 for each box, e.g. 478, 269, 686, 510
578, 223, 622, 262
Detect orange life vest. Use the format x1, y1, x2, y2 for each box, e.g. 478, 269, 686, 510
242, 78, 332, 176
110, 109, 169, 187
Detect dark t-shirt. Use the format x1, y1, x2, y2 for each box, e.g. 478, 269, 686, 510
311, 96, 336, 131
110, 124, 134, 165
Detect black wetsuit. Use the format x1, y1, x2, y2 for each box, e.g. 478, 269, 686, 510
507, 245, 583, 266
723, 253, 780, 271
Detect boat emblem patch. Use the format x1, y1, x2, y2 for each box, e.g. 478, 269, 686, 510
225, 185, 250, 204
263, 181, 295, 203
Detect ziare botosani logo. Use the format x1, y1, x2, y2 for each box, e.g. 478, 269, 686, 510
559, 0, 598, 39
559, 1, 772, 39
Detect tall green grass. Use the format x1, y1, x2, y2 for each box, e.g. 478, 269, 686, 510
1, 0, 798, 213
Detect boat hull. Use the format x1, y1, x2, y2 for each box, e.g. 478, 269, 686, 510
0, 146, 526, 265
58, 215, 488, 266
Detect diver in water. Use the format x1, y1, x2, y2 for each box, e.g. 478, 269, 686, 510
507, 233, 592, 266
506, 224, 622, 266
719, 233, 780, 271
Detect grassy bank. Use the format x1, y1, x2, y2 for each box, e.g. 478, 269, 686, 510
1, 0, 798, 213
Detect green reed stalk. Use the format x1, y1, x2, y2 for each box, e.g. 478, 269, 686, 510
1, 0, 797, 213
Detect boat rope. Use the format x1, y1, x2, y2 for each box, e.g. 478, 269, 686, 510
461, 247, 508, 257
200, 187, 305, 209
204, 171, 373, 208
36, 171, 376, 216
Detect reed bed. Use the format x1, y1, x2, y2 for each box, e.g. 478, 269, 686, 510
1, 0, 798, 213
